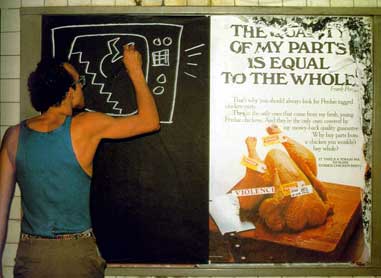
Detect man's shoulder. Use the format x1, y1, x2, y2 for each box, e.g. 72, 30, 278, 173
2, 124, 20, 144
71, 112, 112, 136
7, 123, 21, 132
72, 111, 108, 123
0, 124, 20, 159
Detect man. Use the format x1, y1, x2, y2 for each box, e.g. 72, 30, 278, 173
0, 44, 159, 277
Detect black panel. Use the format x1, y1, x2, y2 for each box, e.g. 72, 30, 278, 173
42, 15, 209, 263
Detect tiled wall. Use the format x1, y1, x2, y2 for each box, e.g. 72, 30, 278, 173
1, 0, 381, 278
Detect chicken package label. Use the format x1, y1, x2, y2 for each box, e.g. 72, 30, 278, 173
232, 186, 275, 197
262, 133, 288, 146
279, 181, 314, 198
240, 155, 267, 173
289, 185, 313, 198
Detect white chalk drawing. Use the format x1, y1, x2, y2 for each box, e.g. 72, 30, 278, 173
100, 38, 122, 78
70, 50, 127, 115
152, 49, 170, 67
67, 33, 149, 116
163, 37, 173, 46
187, 52, 203, 57
153, 38, 162, 46
153, 73, 167, 95
51, 23, 184, 124
184, 72, 197, 79
183, 43, 206, 79
153, 37, 173, 46
99, 39, 136, 78
153, 86, 165, 95
156, 73, 167, 84
184, 43, 205, 52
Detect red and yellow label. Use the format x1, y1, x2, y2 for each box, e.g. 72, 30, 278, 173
279, 181, 313, 198
241, 155, 267, 173
262, 133, 287, 146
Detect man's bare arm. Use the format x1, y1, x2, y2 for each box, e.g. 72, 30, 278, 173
0, 127, 18, 277
74, 44, 160, 141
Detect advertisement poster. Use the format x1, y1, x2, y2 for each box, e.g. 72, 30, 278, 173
209, 16, 372, 263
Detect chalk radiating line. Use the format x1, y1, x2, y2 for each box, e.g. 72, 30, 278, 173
184, 43, 205, 52
184, 72, 197, 78
188, 52, 202, 57
187, 62, 198, 66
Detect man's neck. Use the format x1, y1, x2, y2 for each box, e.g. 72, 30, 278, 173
27, 107, 72, 132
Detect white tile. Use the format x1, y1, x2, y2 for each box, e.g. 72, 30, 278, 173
307, 0, 329, 6
92, 0, 116, 5
0, 79, 20, 102
187, 0, 210, 4
164, 0, 187, 5
1, 9, 20, 32
1, 56, 20, 79
1, 32, 21, 56
6, 220, 21, 243
283, 0, 306, 6
258, 0, 282, 5
0, 0, 21, 8
115, 0, 136, 5
141, 0, 163, 5
21, 0, 45, 6
1, 126, 8, 140
235, 0, 259, 5
354, 0, 377, 6
331, 0, 354, 6
9, 197, 22, 220
68, 0, 91, 5
1, 266, 14, 278
2, 243, 17, 266
45, 0, 68, 6
211, 0, 234, 5
0, 103, 20, 126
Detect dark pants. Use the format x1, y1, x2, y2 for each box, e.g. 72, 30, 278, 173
14, 237, 106, 278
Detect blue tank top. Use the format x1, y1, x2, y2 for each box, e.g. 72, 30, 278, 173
16, 117, 92, 237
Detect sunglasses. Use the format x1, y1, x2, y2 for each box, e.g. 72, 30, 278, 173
71, 75, 86, 88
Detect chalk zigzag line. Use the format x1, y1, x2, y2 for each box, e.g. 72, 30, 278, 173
70, 51, 124, 114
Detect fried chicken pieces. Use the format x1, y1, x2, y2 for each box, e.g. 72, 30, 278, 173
231, 125, 333, 232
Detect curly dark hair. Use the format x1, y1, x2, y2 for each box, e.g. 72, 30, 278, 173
28, 59, 74, 113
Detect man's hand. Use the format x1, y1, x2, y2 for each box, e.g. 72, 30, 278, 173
123, 44, 143, 75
